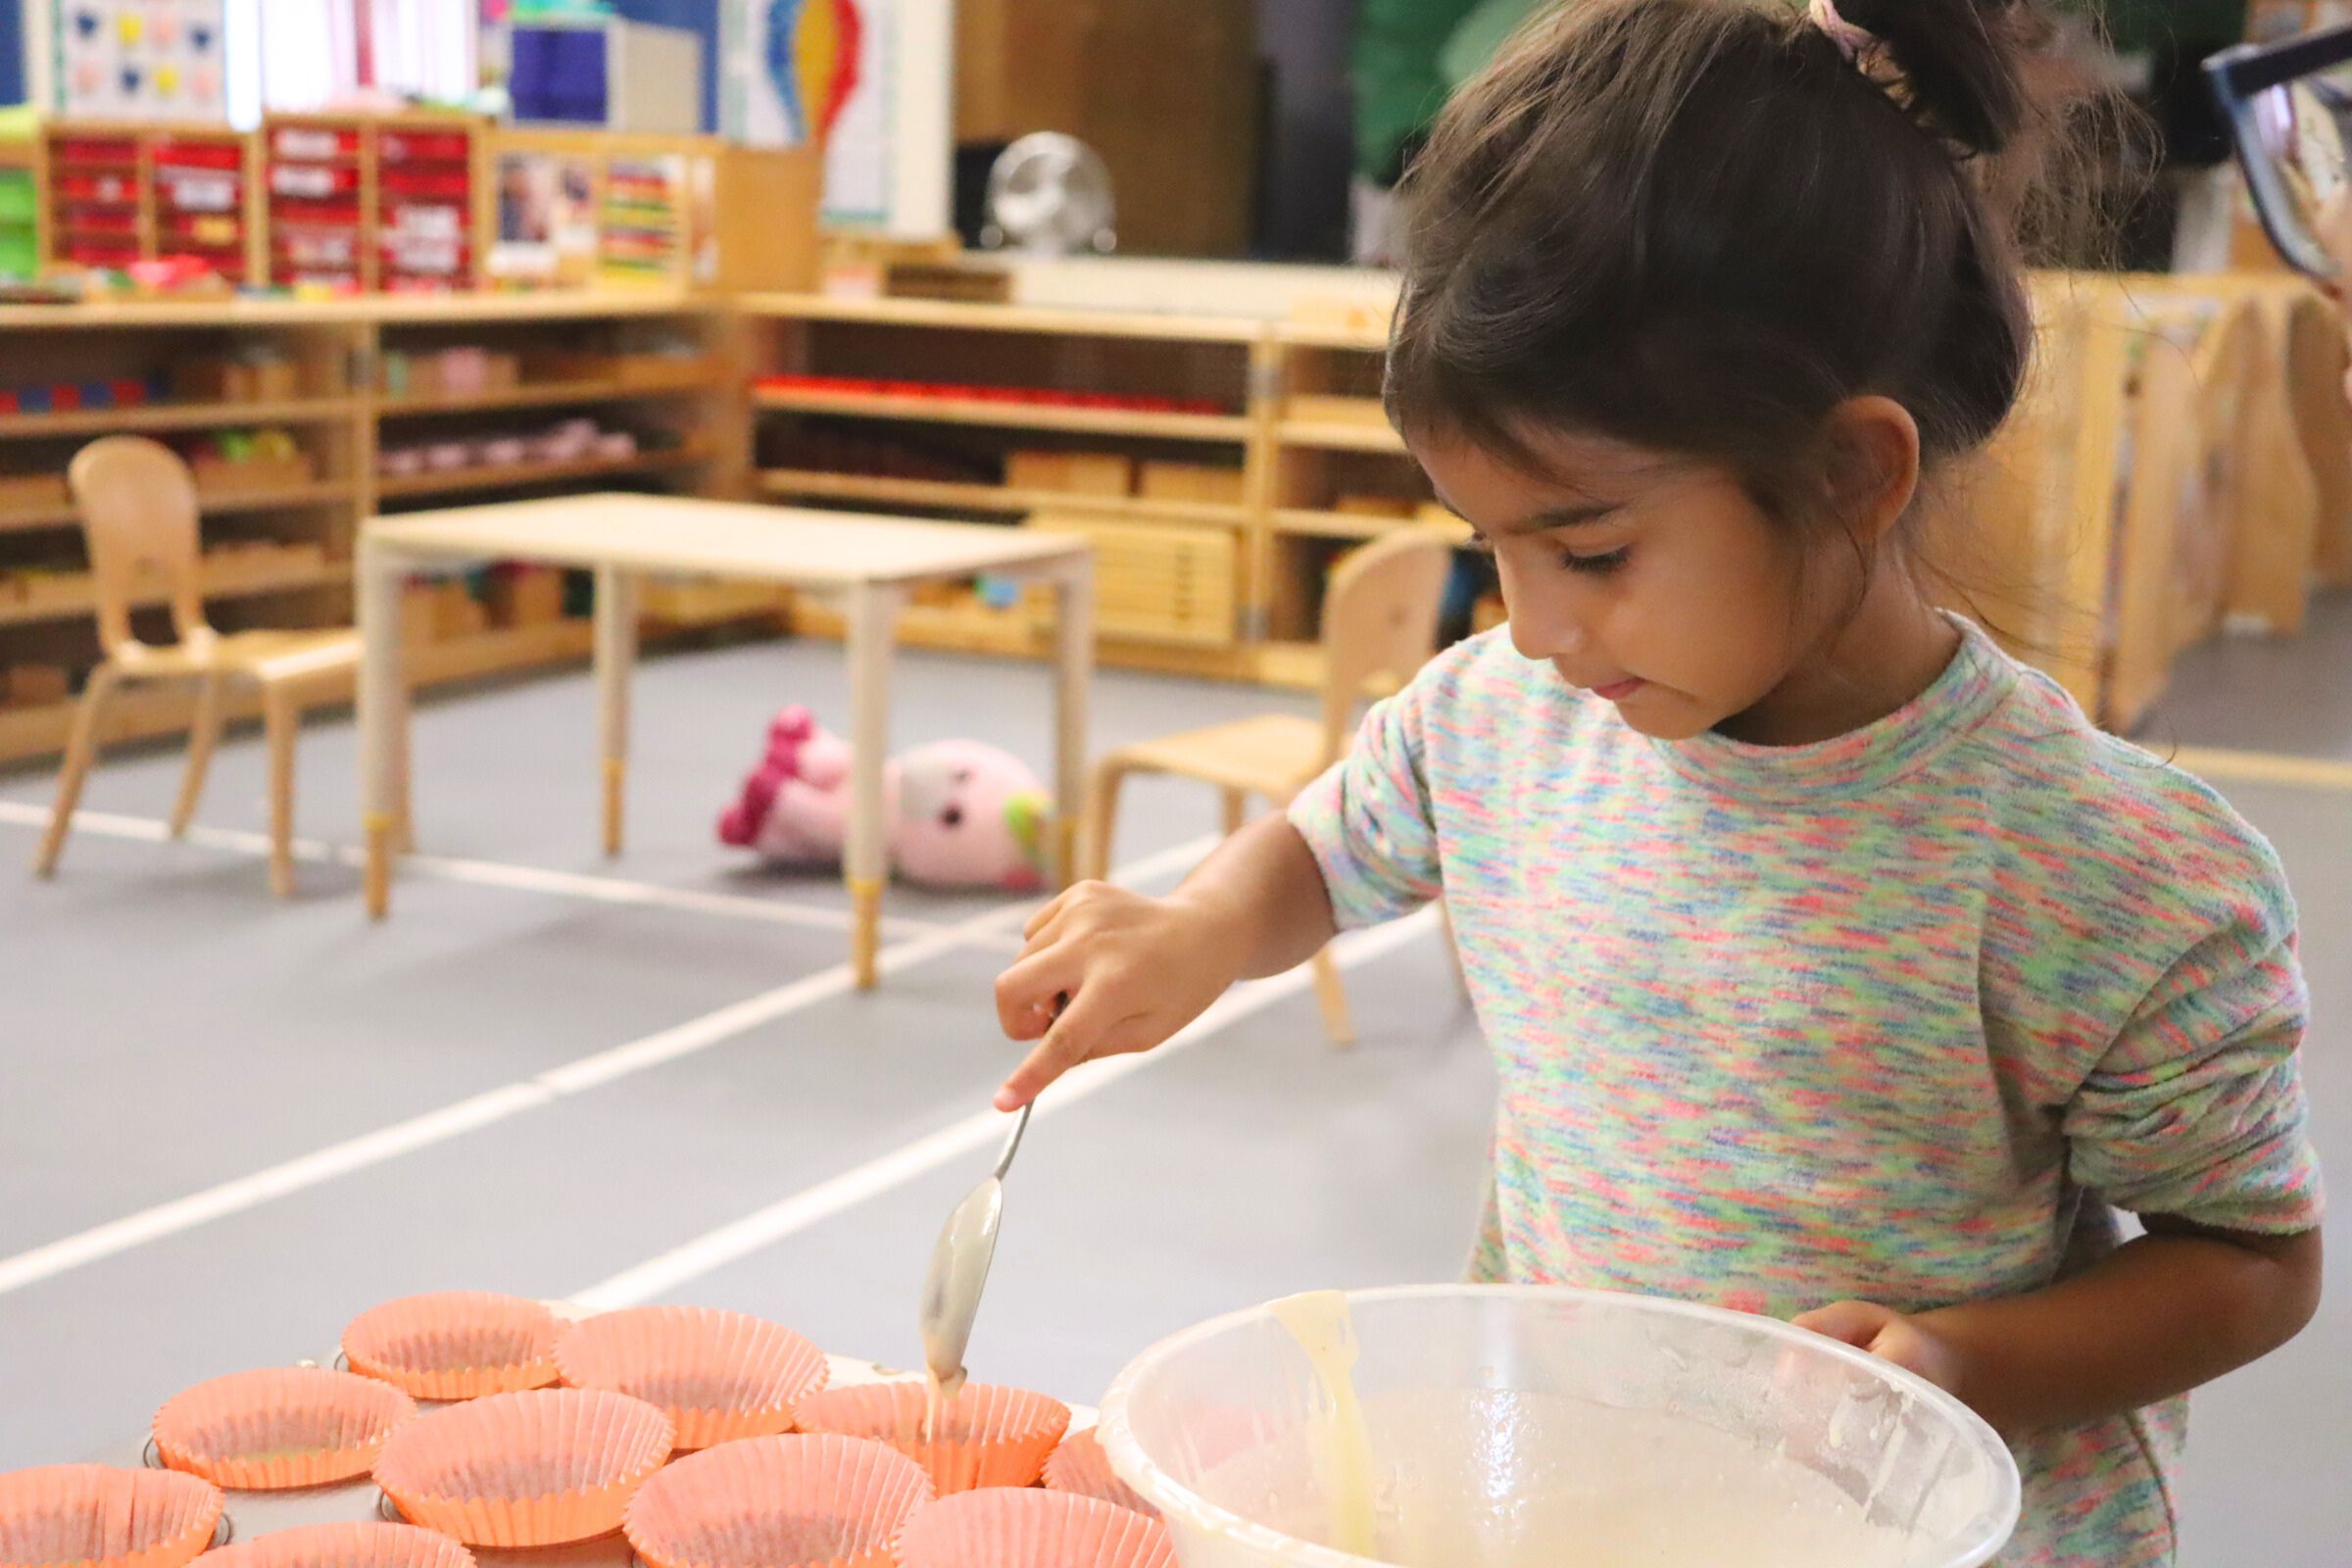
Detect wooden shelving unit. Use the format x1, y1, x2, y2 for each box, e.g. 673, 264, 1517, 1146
736, 295, 1461, 682
0, 292, 740, 763
40, 122, 263, 280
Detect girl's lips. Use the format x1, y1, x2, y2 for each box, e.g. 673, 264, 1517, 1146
1592, 677, 1645, 701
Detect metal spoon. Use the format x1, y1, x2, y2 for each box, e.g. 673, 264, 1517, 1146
918, 1100, 1034, 1399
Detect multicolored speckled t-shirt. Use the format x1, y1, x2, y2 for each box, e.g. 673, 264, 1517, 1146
1289, 618, 2322, 1567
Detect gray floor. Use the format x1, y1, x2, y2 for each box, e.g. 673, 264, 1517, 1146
0, 604, 2345, 1567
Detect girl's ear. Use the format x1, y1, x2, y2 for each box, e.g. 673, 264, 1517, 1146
1823, 395, 1922, 546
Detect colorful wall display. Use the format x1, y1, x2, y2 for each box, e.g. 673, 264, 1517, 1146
47, 0, 227, 120
722, 0, 887, 223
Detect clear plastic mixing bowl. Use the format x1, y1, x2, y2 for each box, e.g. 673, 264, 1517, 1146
1099, 1285, 2019, 1568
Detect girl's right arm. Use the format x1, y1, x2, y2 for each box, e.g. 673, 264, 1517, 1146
990, 812, 1340, 1110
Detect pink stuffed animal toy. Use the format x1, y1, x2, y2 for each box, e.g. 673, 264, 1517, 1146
717, 707, 1050, 891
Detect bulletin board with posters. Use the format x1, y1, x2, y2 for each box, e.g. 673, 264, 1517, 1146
45, 0, 227, 122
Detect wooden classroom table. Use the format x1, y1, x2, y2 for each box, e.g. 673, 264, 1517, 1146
356, 495, 1095, 985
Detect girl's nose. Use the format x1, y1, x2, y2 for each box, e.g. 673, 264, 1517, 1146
1509, 597, 1585, 662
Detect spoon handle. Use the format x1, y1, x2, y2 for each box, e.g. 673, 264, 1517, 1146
992, 1101, 1034, 1182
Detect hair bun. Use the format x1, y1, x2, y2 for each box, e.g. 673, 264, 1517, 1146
1838, 0, 2037, 157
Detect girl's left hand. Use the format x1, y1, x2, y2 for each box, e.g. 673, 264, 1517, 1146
1794, 1299, 1972, 1403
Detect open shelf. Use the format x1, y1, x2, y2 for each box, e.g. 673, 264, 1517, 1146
754, 387, 1250, 442
757, 467, 1248, 525
736, 291, 1267, 344
375, 444, 714, 499
0, 397, 363, 439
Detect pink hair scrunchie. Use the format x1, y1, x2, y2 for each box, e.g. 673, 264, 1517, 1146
1808, 0, 1873, 61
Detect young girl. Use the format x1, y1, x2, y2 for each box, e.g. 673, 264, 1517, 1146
993, 0, 2324, 1561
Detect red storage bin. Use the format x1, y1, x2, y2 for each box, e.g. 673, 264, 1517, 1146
67, 209, 139, 234
378, 131, 470, 163
53, 137, 138, 166
272, 126, 361, 160
270, 163, 360, 199
153, 140, 244, 171
378, 169, 471, 200
55, 173, 137, 204
61, 241, 140, 267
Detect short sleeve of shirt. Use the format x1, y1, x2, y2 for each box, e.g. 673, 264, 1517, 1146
1288, 682, 1445, 930
2063, 858, 2324, 1234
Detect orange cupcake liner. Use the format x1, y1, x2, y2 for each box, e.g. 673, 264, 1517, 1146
153, 1368, 416, 1491
624, 1433, 931, 1568
196, 1523, 474, 1568
792, 1383, 1068, 1495
371, 1387, 673, 1547
556, 1305, 829, 1450
0, 1463, 223, 1568
342, 1293, 561, 1401
894, 1488, 1177, 1568
1041, 1428, 1156, 1520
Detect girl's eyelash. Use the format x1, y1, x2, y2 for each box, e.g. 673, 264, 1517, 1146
1563, 547, 1631, 575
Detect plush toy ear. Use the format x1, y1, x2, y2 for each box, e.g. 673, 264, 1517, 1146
1003, 791, 1048, 870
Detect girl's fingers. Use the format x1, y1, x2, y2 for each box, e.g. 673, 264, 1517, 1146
1023, 887, 1082, 943
993, 941, 1084, 1040
993, 989, 1146, 1110
1791, 1298, 1898, 1348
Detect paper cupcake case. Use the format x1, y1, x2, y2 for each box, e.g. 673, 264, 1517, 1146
556, 1304, 830, 1450
1042, 1428, 1157, 1519
793, 1383, 1069, 1495
0, 1464, 223, 1568
152, 1367, 416, 1490
341, 1293, 562, 1401
894, 1488, 1178, 1568
371, 1388, 674, 1547
624, 1433, 932, 1568
195, 1522, 475, 1568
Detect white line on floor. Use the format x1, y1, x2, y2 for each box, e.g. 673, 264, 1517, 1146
571, 908, 1441, 1310
0, 829, 1221, 1299
0, 799, 1029, 948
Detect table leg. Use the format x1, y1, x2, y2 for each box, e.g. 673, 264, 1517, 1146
356, 539, 406, 919
594, 566, 639, 858
1051, 556, 1095, 889
846, 581, 902, 989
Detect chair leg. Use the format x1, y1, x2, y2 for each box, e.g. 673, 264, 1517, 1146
263, 687, 298, 898
1221, 786, 1250, 837
1310, 945, 1356, 1047
1080, 760, 1130, 883
32, 668, 120, 879
170, 673, 226, 838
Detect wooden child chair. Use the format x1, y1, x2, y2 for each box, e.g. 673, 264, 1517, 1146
33, 435, 363, 896
1080, 524, 1454, 1044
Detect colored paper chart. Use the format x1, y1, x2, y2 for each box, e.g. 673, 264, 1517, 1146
727, 0, 887, 223
51, 0, 227, 121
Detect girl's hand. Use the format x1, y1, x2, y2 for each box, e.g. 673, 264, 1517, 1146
1793, 1299, 1972, 1406
991, 881, 1249, 1111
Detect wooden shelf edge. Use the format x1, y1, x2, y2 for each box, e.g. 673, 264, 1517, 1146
0, 561, 352, 630
1276, 419, 1407, 454
756, 468, 1249, 525
375, 445, 714, 500
753, 389, 1250, 442
733, 291, 1270, 344
1273, 508, 1471, 543
0, 396, 364, 439
376, 373, 725, 416
0, 479, 358, 534
0, 618, 595, 764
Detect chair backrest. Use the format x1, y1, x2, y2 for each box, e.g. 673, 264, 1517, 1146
67, 435, 207, 656
1316, 524, 1454, 764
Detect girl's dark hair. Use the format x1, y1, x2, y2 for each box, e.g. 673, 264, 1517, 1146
1387, 0, 2083, 534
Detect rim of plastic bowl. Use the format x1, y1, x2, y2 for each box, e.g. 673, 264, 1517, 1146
1094, 1282, 2022, 1568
